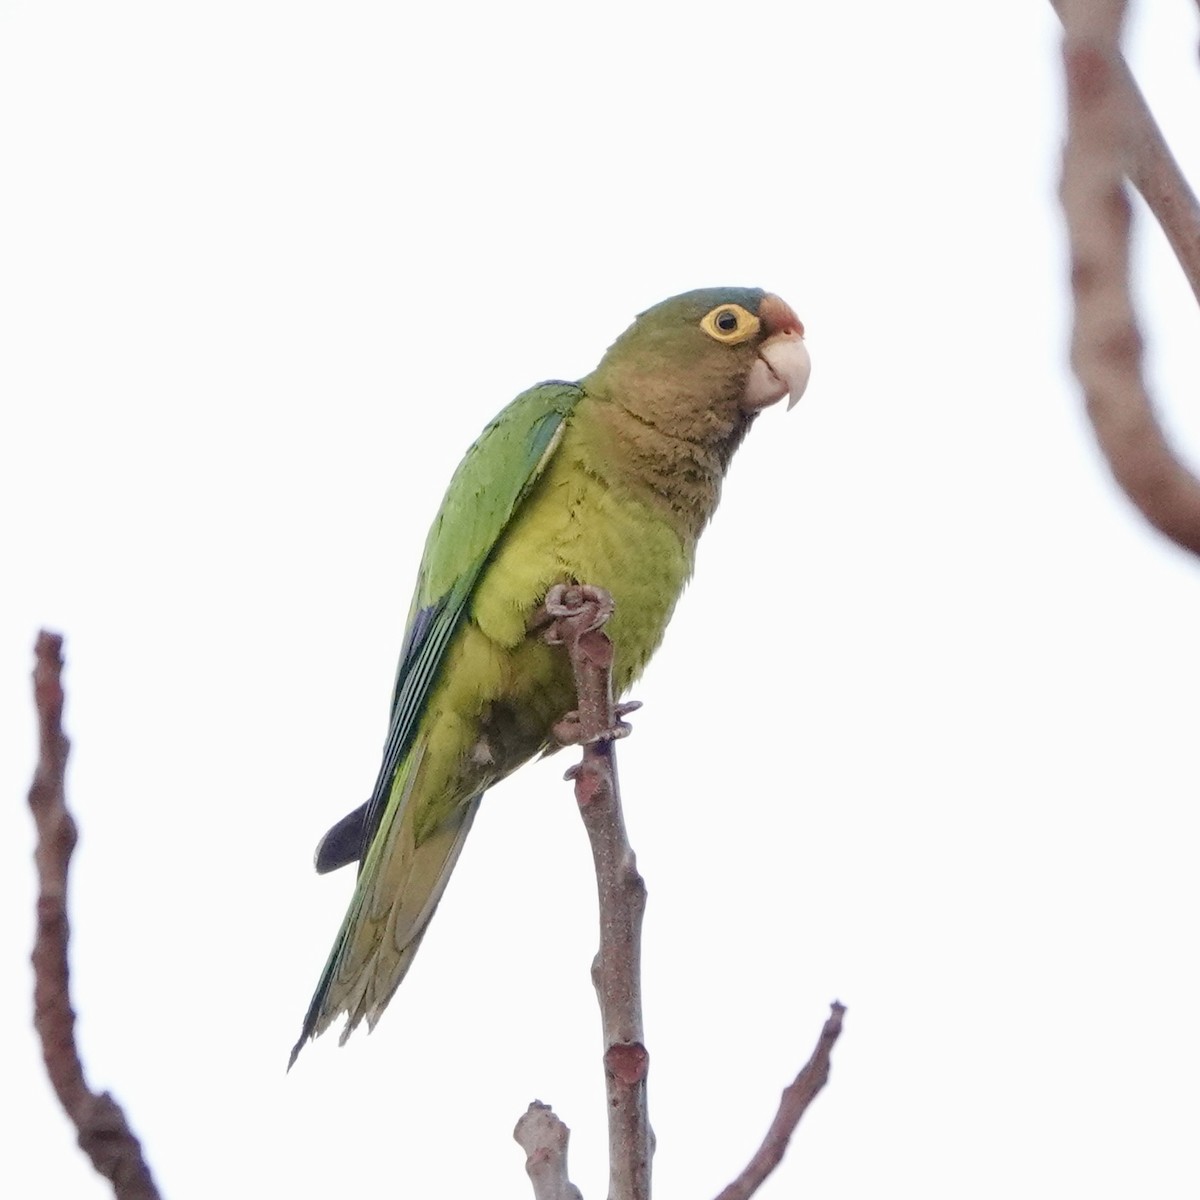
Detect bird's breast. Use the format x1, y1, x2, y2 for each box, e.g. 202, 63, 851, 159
448, 427, 696, 772
480, 428, 691, 670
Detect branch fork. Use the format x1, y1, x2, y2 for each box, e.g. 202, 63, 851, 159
517, 586, 844, 1200
1054, 0, 1200, 554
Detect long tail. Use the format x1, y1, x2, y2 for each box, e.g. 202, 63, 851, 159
289, 767, 481, 1068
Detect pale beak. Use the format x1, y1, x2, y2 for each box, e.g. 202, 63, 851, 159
742, 330, 811, 413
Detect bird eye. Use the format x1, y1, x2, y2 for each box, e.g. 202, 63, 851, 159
699, 302, 760, 345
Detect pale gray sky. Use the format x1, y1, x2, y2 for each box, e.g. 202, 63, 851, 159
4, 3, 1200, 1197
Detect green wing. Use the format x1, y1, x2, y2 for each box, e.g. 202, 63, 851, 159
364, 380, 580, 856
290, 380, 580, 1065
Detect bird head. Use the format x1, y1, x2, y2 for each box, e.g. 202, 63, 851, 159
584, 287, 810, 448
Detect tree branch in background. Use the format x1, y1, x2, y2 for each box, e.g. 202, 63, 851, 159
1051, 0, 1200, 307
712, 1002, 846, 1200
1057, 0, 1200, 555
28, 631, 162, 1200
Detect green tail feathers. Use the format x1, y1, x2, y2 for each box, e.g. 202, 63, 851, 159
290, 788, 480, 1068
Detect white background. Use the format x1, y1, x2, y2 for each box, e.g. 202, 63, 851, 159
4, 3, 1200, 1196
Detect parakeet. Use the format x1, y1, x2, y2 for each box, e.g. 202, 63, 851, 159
290, 287, 809, 1066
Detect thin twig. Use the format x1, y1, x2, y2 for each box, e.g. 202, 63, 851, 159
1056, 0, 1200, 554
540, 584, 652, 1200
712, 1002, 846, 1200
514, 1102, 585, 1200
28, 631, 162, 1200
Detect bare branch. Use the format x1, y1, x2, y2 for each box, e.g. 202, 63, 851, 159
1056, 0, 1200, 554
28, 631, 162, 1200
514, 1102, 585, 1200
1050, 0, 1200, 307
530, 590, 844, 1199
712, 1002, 846, 1200
539, 584, 652, 1200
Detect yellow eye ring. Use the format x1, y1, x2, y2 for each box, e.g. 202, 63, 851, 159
699, 303, 761, 345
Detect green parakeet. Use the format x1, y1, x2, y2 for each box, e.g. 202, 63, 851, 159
290, 287, 809, 1066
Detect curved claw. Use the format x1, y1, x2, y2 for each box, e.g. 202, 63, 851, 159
553, 697, 640, 752
541, 584, 615, 643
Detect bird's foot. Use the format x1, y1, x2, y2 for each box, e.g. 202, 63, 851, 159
529, 583, 614, 640
534, 583, 643, 759
553, 700, 642, 750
